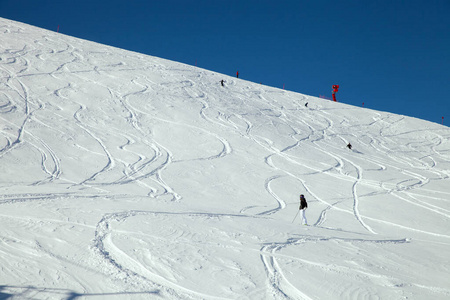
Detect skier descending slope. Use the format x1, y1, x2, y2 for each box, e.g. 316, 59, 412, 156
299, 194, 308, 225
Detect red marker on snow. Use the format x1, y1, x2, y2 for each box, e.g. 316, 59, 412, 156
332, 85, 339, 102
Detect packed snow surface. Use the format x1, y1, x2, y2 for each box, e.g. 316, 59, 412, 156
1, 18, 450, 300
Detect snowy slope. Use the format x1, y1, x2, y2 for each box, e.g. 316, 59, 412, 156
1, 17, 450, 300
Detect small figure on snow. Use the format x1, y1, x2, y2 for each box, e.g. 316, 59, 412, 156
347, 143, 352, 150
305, 102, 308, 107
236, 71, 239, 78
220, 80, 225, 87
299, 194, 308, 225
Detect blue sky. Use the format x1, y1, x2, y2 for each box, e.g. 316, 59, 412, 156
1, 0, 449, 125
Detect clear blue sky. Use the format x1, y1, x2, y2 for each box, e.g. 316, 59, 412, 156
1, 0, 449, 125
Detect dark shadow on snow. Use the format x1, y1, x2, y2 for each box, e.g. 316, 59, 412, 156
0, 285, 160, 300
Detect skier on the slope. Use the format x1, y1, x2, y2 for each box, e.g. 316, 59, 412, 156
347, 143, 352, 150
299, 194, 308, 225
220, 79, 225, 86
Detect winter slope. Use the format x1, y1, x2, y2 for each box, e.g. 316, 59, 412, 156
0, 17, 449, 300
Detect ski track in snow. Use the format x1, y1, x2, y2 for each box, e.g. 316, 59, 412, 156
1, 18, 450, 299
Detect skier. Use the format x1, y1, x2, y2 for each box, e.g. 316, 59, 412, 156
305, 102, 308, 107
347, 143, 352, 150
220, 80, 225, 87
299, 194, 308, 225
236, 71, 239, 78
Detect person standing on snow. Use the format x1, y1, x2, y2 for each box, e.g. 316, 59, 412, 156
299, 194, 308, 225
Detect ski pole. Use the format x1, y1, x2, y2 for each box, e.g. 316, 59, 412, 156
292, 210, 300, 223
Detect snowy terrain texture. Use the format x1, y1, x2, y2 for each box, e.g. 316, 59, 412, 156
1, 17, 450, 300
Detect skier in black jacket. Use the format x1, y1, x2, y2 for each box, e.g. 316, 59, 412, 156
299, 194, 308, 225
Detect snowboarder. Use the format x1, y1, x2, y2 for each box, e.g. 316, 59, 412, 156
299, 194, 308, 225
347, 143, 352, 150
220, 80, 225, 87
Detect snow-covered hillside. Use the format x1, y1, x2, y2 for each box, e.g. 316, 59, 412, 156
1, 18, 450, 300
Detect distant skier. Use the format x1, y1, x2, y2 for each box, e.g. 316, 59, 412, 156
299, 194, 308, 225
220, 80, 225, 86
347, 143, 352, 150
236, 71, 239, 78
305, 102, 308, 107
